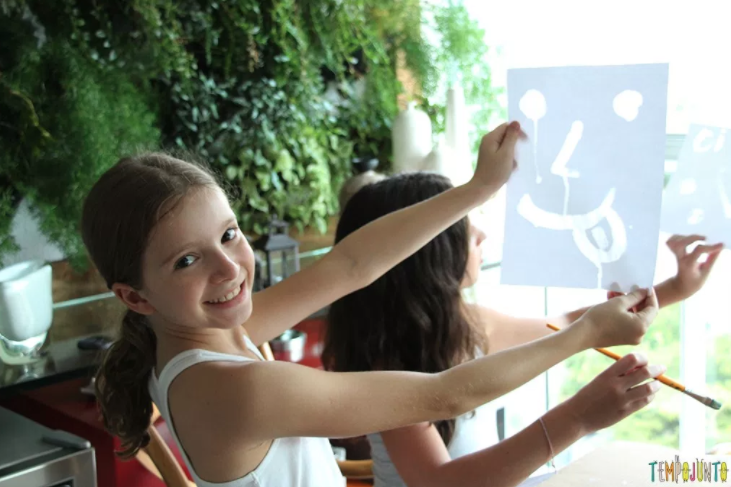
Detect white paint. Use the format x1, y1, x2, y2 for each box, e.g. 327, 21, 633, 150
550, 120, 583, 214
519, 89, 547, 123
519, 89, 547, 183
693, 127, 715, 153
680, 178, 698, 195
679, 178, 697, 195
518, 188, 627, 288
613, 90, 643, 122
715, 129, 726, 152
505, 64, 667, 291
687, 208, 704, 225
573, 207, 627, 288
517, 189, 616, 231
662, 123, 731, 246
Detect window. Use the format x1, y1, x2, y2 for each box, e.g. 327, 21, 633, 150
462, 0, 731, 468
463, 0, 731, 133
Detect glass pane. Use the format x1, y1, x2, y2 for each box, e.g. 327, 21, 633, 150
542, 231, 688, 459
462, 0, 731, 133
469, 266, 548, 446
701, 252, 731, 452
551, 302, 682, 448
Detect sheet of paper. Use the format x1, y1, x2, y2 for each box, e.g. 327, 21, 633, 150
502, 64, 669, 291
661, 124, 731, 247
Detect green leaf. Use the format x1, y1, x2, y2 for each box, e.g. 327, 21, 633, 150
254, 150, 270, 167
274, 149, 294, 174
271, 171, 283, 191
315, 216, 327, 234
255, 168, 271, 191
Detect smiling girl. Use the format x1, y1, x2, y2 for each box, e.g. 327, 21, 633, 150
82, 122, 659, 487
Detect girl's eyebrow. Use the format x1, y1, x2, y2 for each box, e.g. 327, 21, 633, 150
159, 216, 239, 267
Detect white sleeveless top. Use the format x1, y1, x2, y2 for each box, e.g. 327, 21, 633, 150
148, 335, 346, 487
368, 401, 500, 487
367, 351, 500, 487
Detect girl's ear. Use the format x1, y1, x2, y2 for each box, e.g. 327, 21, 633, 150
112, 283, 156, 315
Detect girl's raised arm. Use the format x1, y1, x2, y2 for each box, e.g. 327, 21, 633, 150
245, 122, 524, 345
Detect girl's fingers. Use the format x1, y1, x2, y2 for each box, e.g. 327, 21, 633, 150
626, 380, 662, 402
621, 363, 666, 389
700, 249, 723, 273
634, 287, 658, 322
625, 392, 658, 414
482, 123, 510, 153
608, 353, 648, 378
667, 235, 705, 259
688, 244, 722, 262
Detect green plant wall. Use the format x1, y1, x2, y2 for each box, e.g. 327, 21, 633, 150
0, 10, 160, 267
0, 0, 498, 266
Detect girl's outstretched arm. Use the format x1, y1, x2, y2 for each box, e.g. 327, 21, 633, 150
379, 353, 664, 487
187, 290, 656, 444
245, 122, 524, 345
478, 235, 722, 353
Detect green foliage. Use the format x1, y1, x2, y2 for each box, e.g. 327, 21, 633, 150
0, 0, 497, 264
0, 13, 159, 267
558, 304, 731, 449
707, 334, 731, 449
418, 0, 504, 156
152, 0, 358, 234
558, 304, 683, 447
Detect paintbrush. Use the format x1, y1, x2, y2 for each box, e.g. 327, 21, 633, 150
546, 323, 722, 410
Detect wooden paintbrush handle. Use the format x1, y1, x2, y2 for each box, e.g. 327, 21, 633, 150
547, 323, 686, 392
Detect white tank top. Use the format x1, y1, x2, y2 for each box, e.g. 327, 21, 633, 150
367, 351, 500, 487
148, 335, 346, 487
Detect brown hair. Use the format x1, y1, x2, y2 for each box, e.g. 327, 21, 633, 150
81, 152, 221, 458
324, 172, 487, 446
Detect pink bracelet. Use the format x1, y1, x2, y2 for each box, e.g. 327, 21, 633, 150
538, 417, 557, 473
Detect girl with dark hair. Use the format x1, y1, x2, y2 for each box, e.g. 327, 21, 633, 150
325, 172, 720, 487
82, 122, 660, 487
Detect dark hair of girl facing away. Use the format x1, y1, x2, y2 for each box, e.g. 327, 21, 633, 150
81, 153, 220, 458
323, 172, 488, 445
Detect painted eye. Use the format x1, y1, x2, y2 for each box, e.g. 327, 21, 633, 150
175, 255, 195, 270
222, 228, 238, 243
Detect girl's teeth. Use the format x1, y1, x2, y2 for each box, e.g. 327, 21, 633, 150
210, 284, 241, 303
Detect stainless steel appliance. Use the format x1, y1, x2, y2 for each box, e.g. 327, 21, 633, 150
0, 407, 96, 487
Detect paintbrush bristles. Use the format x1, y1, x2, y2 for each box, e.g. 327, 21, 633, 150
684, 389, 722, 411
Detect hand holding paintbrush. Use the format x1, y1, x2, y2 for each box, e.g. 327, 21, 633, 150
546, 322, 721, 410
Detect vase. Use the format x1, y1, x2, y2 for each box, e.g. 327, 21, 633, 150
392, 102, 433, 173
0, 260, 53, 365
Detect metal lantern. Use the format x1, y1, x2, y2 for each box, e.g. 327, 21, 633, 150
252, 219, 300, 288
